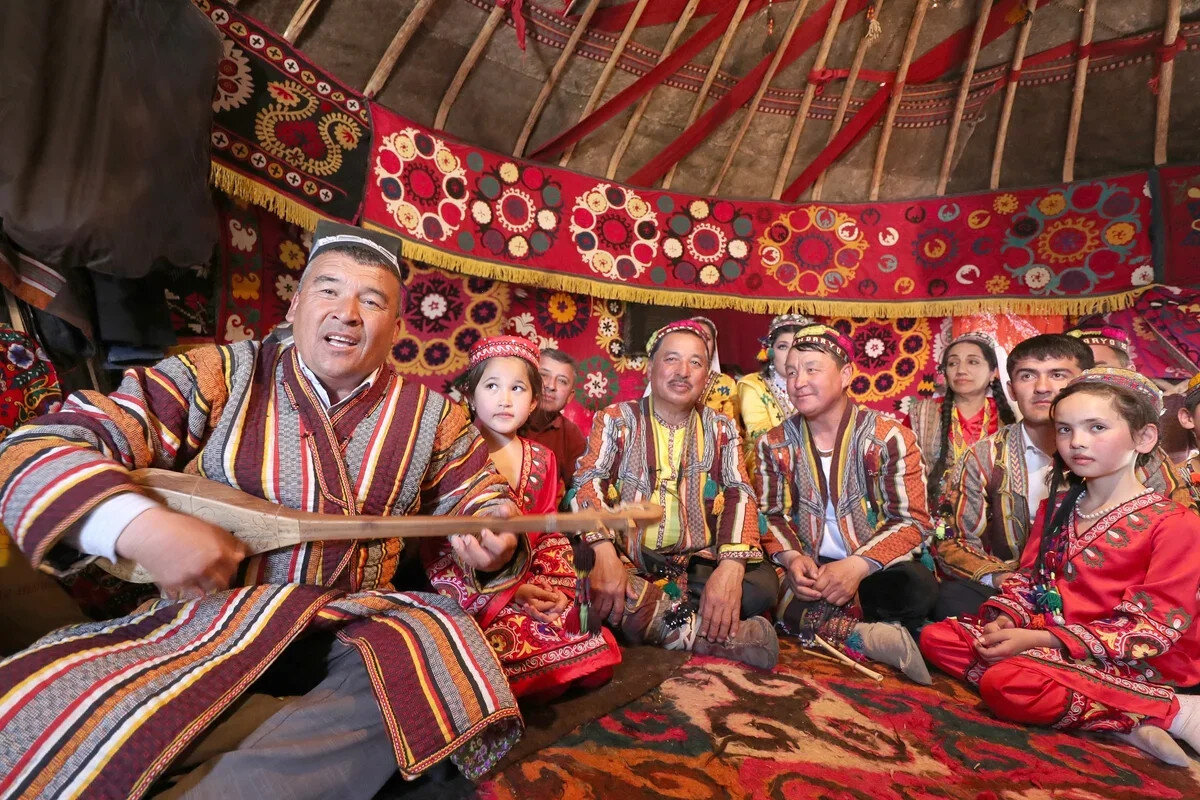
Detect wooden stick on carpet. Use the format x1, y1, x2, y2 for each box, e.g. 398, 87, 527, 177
605, 0, 703, 179
868, 0, 930, 201
1062, 0, 1097, 182
811, 0, 884, 201
936, 0, 992, 195
282, 0, 323, 44
771, 0, 850, 199
364, 0, 440, 99
989, 0, 1037, 189
514, 0, 603, 157
559, 0, 652, 167
814, 635, 884, 682
1154, 0, 1182, 165
662, 0, 753, 189
435, 2, 508, 130
710, 0, 813, 195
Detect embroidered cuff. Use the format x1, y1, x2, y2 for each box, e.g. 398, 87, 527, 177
717, 545, 761, 562
584, 529, 616, 545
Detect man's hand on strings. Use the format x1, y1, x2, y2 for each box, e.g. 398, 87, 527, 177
456, 500, 520, 571
115, 505, 246, 602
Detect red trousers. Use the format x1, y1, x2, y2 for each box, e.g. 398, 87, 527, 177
920, 619, 1177, 733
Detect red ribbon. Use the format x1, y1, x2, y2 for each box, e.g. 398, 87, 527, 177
499, 0, 527, 50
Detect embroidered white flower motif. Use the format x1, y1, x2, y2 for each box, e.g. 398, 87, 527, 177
506, 313, 537, 339
1024, 266, 1052, 289
421, 294, 447, 319
228, 219, 258, 252
597, 317, 618, 339
213, 40, 253, 112
1131, 264, 1154, 286
865, 338, 886, 359
584, 371, 609, 398
275, 274, 298, 302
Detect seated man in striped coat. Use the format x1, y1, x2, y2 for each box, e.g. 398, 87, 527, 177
0, 223, 525, 800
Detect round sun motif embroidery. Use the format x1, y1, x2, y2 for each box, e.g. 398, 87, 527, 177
757, 206, 868, 296
569, 184, 660, 281
374, 128, 468, 244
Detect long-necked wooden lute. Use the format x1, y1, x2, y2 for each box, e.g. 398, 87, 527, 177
99, 468, 661, 584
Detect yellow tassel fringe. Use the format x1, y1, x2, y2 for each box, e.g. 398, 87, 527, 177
210, 163, 327, 231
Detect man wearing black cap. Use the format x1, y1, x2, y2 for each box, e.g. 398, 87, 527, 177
0, 222, 524, 799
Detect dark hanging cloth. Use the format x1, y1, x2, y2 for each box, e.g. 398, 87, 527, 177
0, 0, 221, 280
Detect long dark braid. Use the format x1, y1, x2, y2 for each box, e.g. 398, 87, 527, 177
927, 385, 958, 511
1035, 454, 1086, 581
991, 376, 1016, 425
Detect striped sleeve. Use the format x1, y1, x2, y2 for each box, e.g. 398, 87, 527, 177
570, 406, 624, 544
854, 419, 930, 567
417, 401, 513, 518
939, 436, 1009, 581
0, 345, 232, 571
755, 425, 808, 561
711, 412, 760, 560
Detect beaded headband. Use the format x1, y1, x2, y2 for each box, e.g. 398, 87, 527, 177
308, 220, 402, 278
1064, 367, 1163, 416
767, 313, 814, 341
792, 324, 855, 363
1184, 372, 1200, 409
647, 319, 710, 357
468, 335, 540, 369
689, 316, 717, 344
1066, 325, 1130, 354
946, 330, 998, 353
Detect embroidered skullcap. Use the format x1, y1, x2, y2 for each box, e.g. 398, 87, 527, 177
308, 220, 402, 278
792, 324, 855, 363
647, 319, 709, 357
468, 335, 540, 369
1066, 367, 1164, 416
1066, 325, 1130, 355
767, 313, 813, 340
1184, 372, 1200, 409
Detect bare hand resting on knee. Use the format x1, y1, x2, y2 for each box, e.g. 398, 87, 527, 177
115, 506, 247, 601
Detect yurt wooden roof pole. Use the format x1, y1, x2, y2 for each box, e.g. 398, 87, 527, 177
771, 0, 850, 198
662, 0, 753, 189
435, 3, 509, 130
935, 0, 992, 195
560, 0, 652, 167
710, 0, 813, 194
282, 0, 323, 44
364, 0, 441, 98
1155, 0, 1182, 165
514, 0, 603, 156
867, 0, 930, 201
1062, 0, 1097, 182
605, 0, 703, 179
811, 0, 883, 202
989, 0, 1036, 189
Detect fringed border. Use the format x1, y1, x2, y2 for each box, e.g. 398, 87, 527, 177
210, 163, 327, 231
366, 222, 1152, 318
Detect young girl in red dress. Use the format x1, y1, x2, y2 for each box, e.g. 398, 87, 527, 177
920, 367, 1200, 764
423, 335, 620, 699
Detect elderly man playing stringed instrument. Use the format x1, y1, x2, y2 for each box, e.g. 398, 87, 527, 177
0, 223, 535, 800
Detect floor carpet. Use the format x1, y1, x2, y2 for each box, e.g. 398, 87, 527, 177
473, 638, 1200, 799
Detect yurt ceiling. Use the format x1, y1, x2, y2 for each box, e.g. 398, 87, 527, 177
238, 0, 1200, 201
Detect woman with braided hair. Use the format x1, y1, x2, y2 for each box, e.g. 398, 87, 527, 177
737, 313, 810, 472
905, 332, 1016, 512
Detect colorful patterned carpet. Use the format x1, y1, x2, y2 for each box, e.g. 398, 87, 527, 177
470, 638, 1200, 800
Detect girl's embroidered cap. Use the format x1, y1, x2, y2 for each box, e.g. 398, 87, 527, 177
468, 335, 540, 369
1067, 367, 1164, 416
1066, 325, 1130, 355
767, 313, 814, 340
647, 319, 710, 357
792, 324, 854, 363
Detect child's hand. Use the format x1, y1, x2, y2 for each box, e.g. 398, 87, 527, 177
980, 616, 1015, 636
515, 584, 569, 623
974, 628, 1057, 662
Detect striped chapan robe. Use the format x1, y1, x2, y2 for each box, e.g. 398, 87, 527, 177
0, 341, 523, 800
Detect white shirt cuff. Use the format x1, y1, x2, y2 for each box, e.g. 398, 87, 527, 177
980, 573, 996, 588
64, 492, 160, 562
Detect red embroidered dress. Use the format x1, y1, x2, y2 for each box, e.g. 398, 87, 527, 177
921, 493, 1200, 732
424, 438, 621, 698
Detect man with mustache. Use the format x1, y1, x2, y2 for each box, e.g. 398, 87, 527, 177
520, 348, 587, 499
938, 333, 1183, 620
0, 222, 524, 799
755, 325, 938, 683
572, 320, 779, 668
